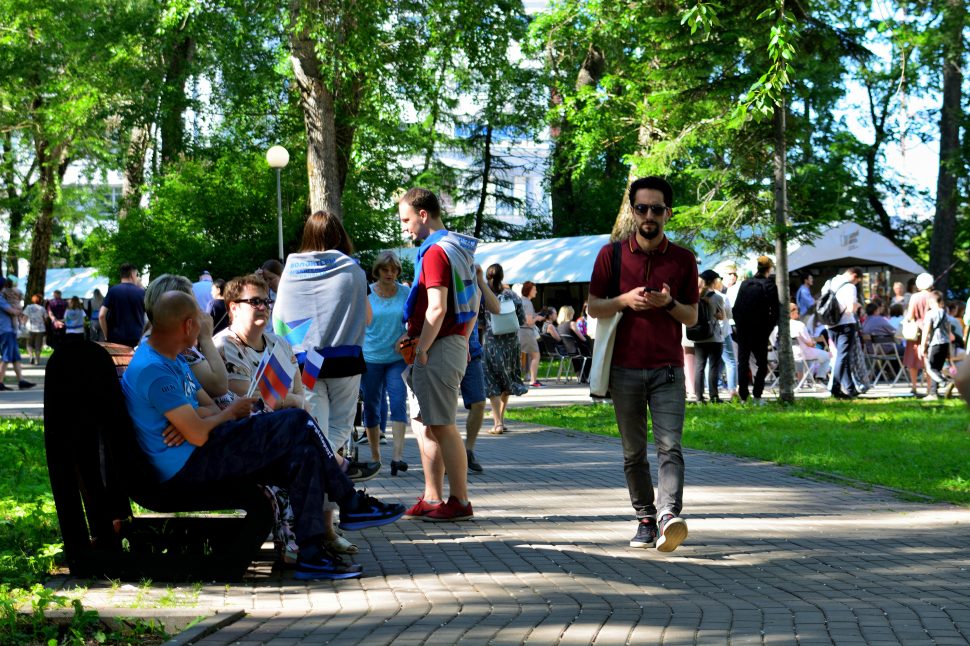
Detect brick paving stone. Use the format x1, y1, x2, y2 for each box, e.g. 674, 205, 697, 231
54, 397, 970, 645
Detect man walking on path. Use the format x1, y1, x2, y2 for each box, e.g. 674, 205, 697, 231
99, 263, 146, 348
824, 266, 862, 399
732, 256, 779, 404
398, 187, 478, 522
588, 176, 698, 553
0, 292, 35, 390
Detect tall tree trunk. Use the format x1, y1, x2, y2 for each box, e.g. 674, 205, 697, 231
929, 0, 964, 294
550, 43, 604, 235
119, 125, 151, 219
864, 78, 896, 244
473, 125, 494, 239
289, 0, 343, 218
26, 140, 69, 299
159, 35, 195, 165
6, 203, 26, 278
611, 96, 654, 242
865, 146, 895, 243
1, 132, 31, 277
773, 99, 795, 404
422, 55, 451, 174
334, 75, 364, 194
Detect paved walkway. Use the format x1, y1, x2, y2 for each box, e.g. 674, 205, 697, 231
49, 388, 970, 645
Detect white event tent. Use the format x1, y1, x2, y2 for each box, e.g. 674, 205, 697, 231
786, 222, 926, 274
395, 234, 611, 286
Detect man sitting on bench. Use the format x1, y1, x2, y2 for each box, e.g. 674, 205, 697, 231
121, 290, 404, 580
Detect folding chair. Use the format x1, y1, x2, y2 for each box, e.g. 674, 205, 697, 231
559, 333, 590, 383
866, 334, 904, 387
539, 334, 574, 383
791, 340, 817, 390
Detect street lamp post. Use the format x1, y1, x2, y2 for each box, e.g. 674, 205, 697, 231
265, 145, 290, 261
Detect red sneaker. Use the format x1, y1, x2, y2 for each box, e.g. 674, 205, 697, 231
424, 496, 474, 522
402, 497, 440, 519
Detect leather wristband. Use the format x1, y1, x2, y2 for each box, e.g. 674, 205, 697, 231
665, 299, 677, 311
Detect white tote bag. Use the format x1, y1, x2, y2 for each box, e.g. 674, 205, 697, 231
490, 299, 519, 336
588, 311, 622, 397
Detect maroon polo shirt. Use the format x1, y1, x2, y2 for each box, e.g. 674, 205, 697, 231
589, 234, 699, 369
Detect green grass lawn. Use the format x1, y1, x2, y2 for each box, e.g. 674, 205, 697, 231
0, 419, 60, 588
507, 398, 970, 504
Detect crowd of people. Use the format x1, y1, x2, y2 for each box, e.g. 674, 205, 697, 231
35, 177, 970, 583
678, 260, 969, 403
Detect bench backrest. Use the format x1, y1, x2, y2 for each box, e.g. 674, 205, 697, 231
44, 341, 272, 569
44, 340, 142, 557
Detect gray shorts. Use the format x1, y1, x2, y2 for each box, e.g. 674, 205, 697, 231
518, 327, 540, 354
407, 334, 467, 427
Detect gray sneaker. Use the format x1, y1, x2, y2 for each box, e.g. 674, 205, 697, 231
657, 513, 688, 552
630, 518, 657, 548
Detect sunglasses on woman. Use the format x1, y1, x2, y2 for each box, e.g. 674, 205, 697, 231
234, 297, 274, 309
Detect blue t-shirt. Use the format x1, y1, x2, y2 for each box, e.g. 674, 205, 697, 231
121, 343, 202, 482
103, 282, 147, 347
364, 283, 410, 364
0, 295, 15, 334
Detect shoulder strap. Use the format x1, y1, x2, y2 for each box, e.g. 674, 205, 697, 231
608, 242, 622, 299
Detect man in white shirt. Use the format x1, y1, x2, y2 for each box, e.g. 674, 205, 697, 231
824, 267, 862, 399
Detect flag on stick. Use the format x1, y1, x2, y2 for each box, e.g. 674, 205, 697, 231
302, 347, 325, 390
257, 342, 296, 410
246, 345, 273, 398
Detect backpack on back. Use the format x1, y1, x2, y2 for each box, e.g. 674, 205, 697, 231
685, 296, 715, 341
816, 282, 848, 326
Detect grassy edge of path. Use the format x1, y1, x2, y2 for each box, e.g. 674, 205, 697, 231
506, 398, 970, 505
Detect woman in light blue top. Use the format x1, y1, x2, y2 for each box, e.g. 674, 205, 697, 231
361, 251, 411, 475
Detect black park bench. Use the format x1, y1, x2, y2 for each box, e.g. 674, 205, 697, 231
44, 339, 274, 582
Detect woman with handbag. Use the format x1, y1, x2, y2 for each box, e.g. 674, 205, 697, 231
902, 273, 934, 396
482, 264, 527, 434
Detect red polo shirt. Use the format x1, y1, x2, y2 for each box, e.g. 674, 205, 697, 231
589, 235, 698, 369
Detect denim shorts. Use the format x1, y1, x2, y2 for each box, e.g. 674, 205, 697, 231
460, 357, 486, 409
0, 332, 21, 363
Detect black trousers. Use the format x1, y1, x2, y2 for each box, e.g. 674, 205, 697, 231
736, 335, 769, 400
693, 341, 723, 402
166, 408, 353, 548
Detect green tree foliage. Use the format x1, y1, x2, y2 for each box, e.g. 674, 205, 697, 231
88, 150, 307, 280
0, 0, 156, 296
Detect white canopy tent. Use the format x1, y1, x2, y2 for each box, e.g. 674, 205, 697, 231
42, 268, 109, 300
787, 222, 925, 274
395, 234, 611, 286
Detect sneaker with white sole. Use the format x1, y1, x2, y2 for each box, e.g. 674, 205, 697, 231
629, 518, 657, 548
656, 513, 688, 552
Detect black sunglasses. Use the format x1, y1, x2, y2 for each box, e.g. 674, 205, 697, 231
234, 297, 274, 308
633, 203, 668, 216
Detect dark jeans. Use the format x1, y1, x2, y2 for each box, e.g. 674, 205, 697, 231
829, 323, 857, 395
736, 335, 769, 400
693, 341, 723, 402
166, 408, 354, 547
925, 344, 949, 395
610, 366, 686, 519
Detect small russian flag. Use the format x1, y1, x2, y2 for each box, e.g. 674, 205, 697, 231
257, 344, 295, 409
302, 347, 325, 390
